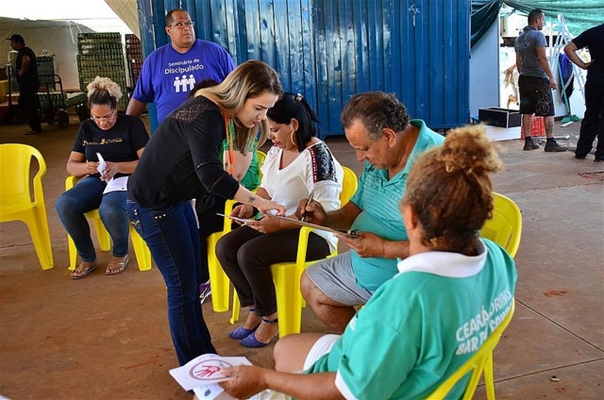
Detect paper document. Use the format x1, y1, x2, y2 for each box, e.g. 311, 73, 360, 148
169, 354, 252, 390
103, 176, 128, 194
95, 152, 128, 193
95, 152, 106, 175
269, 215, 359, 237
193, 383, 226, 400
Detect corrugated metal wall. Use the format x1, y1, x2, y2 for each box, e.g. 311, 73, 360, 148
137, 0, 470, 135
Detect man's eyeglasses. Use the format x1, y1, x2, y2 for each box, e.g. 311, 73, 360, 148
170, 21, 195, 30
90, 111, 116, 123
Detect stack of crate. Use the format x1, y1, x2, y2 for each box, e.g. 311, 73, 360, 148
36, 55, 58, 111
36, 55, 56, 91
76, 32, 128, 111
125, 34, 143, 89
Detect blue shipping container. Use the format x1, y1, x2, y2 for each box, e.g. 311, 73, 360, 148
137, 0, 470, 135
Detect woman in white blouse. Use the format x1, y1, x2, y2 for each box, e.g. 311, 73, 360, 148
216, 92, 343, 348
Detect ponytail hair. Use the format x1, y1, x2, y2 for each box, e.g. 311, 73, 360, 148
267, 92, 320, 152
86, 76, 122, 109
403, 125, 503, 254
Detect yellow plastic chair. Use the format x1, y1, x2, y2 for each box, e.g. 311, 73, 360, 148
208, 150, 267, 312
230, 166, 359, 336
0, 143, 54, 270
254, 150, 267, 177
427, 301, 516, 400
65, 176, 152, 271
480, 193, 522, 258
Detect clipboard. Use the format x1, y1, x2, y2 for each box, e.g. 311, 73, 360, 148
269, 215, 358, 238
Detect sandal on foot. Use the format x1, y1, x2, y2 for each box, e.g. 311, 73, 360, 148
228, 326, 258, 340
105, 255, 129, 275
228, 308, 259, 339
239, 317, 278, 348
71, 261, 98, 280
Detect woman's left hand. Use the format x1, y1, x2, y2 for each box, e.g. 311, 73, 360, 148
100, 161, 119, 182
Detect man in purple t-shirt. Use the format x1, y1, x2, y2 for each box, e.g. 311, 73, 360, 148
126, 9, 235, 126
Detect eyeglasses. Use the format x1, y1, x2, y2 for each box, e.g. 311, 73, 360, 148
170, 21, 195, 30
90, 111, 117, 123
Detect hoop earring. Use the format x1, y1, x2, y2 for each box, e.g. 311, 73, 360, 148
290, 130, 297, 145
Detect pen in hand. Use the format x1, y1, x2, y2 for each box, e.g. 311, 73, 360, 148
301, 190, 315, 222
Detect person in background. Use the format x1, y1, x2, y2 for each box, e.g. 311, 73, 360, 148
215, 125, 517, 400
126, 60, 285, 366
6, 34, 42, 135
216, 93, 343, 348
298, 92, 444, 334
514, 9, 565, 152
188, 79, 262, 305
126, 8, 235, 126
564, 23, 604, 162
55, 77, 149, 279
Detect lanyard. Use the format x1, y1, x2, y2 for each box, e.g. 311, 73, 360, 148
223, 113, 235, 175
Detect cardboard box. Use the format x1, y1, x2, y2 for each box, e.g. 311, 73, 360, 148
478, 107, 521, 128
0, 80, 8, 104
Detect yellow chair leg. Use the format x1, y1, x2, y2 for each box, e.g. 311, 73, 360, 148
130, 225, 152, 271
271, 262, 303, 338
67, 234, 78, 271
207, 232, 230, 312
484, 354, 496, 400
25, 212, 54, 270
230, 291, 241, 324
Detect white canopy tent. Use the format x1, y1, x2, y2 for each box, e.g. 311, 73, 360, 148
1, 0, 136, 90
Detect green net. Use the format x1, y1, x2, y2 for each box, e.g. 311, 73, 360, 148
472, 0, 603, 47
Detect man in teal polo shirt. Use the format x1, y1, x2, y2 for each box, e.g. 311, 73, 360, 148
299, 91, 444, 333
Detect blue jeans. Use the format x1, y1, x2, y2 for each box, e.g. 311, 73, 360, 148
55, 176, 129, 262
126, 199, 216, 365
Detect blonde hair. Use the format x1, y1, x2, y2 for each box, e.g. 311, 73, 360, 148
403, 124, 503, 254
195, 60, 282, 152
86, 76, 122, 108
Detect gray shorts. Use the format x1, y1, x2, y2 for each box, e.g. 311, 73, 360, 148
305, 252, 373, 306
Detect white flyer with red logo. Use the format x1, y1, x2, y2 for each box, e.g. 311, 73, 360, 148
169, 353, 252, 391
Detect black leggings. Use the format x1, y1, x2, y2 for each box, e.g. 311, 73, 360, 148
215, 226, 330, 316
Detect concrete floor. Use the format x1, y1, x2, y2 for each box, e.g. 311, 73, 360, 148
0, 115, 602, 400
